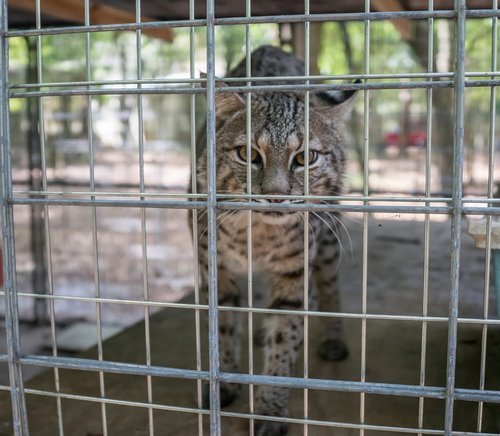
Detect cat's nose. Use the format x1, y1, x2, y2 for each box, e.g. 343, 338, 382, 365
267, 196, 286, 203
261, 169, 290, 200
260, 190, 290, 203
262, 189, 291, 202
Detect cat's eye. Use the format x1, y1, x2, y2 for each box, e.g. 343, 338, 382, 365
295, 150, 318, 166
237, 146, 261, 164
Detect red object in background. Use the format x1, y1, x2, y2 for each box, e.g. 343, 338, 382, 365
384, 130, 427, 147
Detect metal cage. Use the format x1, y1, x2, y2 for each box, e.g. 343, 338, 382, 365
1, 0, 500, 435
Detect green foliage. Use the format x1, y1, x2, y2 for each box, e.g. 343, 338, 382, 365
215, 24, 279, 72
7, 20, 499, 165
320, 22, 361, 74
319, 21, 421, 75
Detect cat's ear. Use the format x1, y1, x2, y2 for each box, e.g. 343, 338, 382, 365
200, 72, 245, 119
314, 79, 361, 124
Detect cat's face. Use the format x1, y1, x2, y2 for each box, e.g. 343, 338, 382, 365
197, 89, 355, 224
216, 92, 351, 192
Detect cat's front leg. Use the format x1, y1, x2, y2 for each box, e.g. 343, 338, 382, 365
201, 261, 242, 408
254, 273, 305, 435
314, 226, 349, 361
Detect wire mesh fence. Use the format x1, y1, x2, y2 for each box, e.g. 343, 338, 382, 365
1, 0, 500, 435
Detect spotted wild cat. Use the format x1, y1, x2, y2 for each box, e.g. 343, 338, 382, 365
194, 45, 356, 435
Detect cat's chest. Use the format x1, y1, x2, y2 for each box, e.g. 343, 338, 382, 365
217, 213, 312, 272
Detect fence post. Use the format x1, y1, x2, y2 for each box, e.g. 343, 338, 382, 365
444, 0, 466, 434
205, 0, 221, 434
0, 0, 29, 433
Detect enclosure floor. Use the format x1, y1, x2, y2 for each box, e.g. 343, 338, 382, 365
1, 297, 499, 435
2, 217, 500, 434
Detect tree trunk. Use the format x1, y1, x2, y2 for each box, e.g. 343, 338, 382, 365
339, 22, 365, 179
407, 20, 455, 193
290, 22, 322, 75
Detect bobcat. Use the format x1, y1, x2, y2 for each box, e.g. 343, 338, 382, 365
194, 45, 356, 435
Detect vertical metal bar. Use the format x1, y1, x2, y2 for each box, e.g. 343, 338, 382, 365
360, 1, 370, 434
189, 1, 203, 434
206, 0, 221, 433
84, 1, 108, 434
477, 0, 497, 431
35, 0, 64, 432
244, 2, 254, 435
444, 0, 466, 434
418, 1, 434, 434
40, 170, 64, 436
30, 0, 47, 326
0, 0, 29, 433
135, 2, 154, 435
303, 2, 310, 435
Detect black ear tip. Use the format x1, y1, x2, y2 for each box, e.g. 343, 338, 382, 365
346, 79, 362, 96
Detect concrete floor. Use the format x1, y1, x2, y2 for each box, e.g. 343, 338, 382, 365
1, 217, 500, 435
0, 305, 499, 435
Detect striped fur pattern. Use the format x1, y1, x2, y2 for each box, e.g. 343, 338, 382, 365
194, 46, 356, 435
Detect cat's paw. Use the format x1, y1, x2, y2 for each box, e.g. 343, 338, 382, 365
255, 420, 288, 436
202, 382, 239, 409
317, 338, 349, 361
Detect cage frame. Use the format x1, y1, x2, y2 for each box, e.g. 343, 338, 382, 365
1, 0, 500, 435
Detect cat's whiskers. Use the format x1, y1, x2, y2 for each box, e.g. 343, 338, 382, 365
300, 212, 318, 255
196, 190, 250, 224
198, 209, 238, 240
312, 211, 346, 269
196, 209, 208, 222
216, 210, 240, 232
318, 201, 355, 259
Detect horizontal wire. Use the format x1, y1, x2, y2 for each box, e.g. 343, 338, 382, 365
7, 196, 450, 212
4, 73, 454, 90
11, 292, 208, 310
12, 70, 500, 92
11, 77, 207, 90
463, 206, 500, 215
13, 190, 206, 199
10, 79, 500, 99
216, 201, 500, 216
3, 290, 500, 326
218, 201, 451, 214
10, 86, 205, 98
218, 410, 446, 435
9, 196, 500, 214
9, 78, 500, 99
12, 190, 453, 203
11, 197, 206, 209
0, 355, 499, 404
0, 356, 457, 399
4, 10, 492, 39
5, 10, 500, 40
0, 386, 439, 435
10, 189, 500, 205
0, 383, 498, 436
0, 383, 207, 415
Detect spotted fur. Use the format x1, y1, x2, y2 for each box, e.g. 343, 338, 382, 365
193, 46, 355, 435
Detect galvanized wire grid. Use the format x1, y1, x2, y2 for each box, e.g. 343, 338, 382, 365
1, 0, 500, 435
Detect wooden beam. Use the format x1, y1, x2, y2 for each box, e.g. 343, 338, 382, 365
371, 0, 413, 41
12, 0, 174, 42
